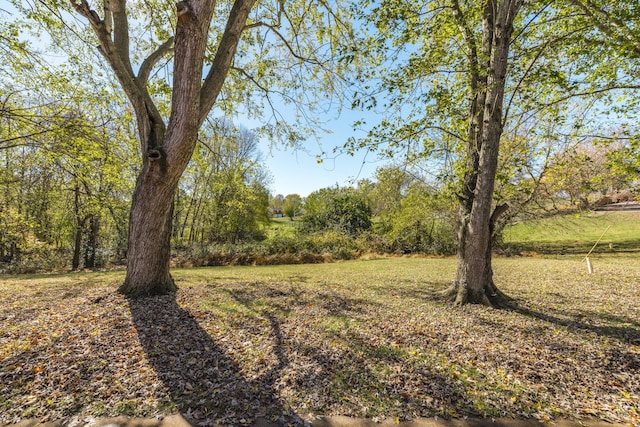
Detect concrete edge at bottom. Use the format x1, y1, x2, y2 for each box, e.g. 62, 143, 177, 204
1, 415, 631, 427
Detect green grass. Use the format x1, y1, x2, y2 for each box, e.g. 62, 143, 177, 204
264, 217, 298, 238
1, 256, 639, 424
502, 211, 640, 254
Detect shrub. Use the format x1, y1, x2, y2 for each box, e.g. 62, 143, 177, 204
0, 246, 71, 274
171, 229, 364, 267
372, 185, 457, 255
301, 187, 372, 235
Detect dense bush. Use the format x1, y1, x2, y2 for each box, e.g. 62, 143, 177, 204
2, 178, 459, 273
372, 184, 457, 254
301, 187, 372, 235
0, 238, 124, 274
0, 246, 106, 274
171, 215, 457, 268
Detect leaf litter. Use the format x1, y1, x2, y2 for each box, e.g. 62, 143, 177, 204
0, 257, 638, 426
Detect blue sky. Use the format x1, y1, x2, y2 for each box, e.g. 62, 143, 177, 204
238, 92, 386, 197
261, 144, 377, 198
258, 109, 383, 197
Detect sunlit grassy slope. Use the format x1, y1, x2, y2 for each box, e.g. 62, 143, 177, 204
502, 211, 640, 254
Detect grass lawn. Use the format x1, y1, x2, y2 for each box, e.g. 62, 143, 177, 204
502, 211, 640, 254
1, 256, 639, 425
264, 217, 298, 236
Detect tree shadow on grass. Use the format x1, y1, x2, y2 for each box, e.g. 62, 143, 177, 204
128, 293, 306, 426
372, 280, 452, 305
509, 302, 640, 344
223, 283, 477, 421
372, 275, 639, 345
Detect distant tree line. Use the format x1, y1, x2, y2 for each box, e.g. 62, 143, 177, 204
1, 0, 639, 290
1, 105, 636, 274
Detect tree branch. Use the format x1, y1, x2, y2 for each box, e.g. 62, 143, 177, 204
0, 131, 52, 147
70, 0, 144, 114
199, 0, 257, 126
137, 37, 175, 86
503, 32, 565, 127
490, 203, 509, 228
108, 0, 134, 75
569, 0, 640, 57
230, 66, 284, 124
450, 0, 480, 84
231, 66, 270, 94
543, 85, 640, 108
70, 0, 167, 153
248, 21, 323, 66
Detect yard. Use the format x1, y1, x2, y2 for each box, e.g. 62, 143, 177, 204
1, 256, 639, 425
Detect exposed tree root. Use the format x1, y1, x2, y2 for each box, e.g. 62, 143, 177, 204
118, 275, 178, 298
444, 281, 515, 309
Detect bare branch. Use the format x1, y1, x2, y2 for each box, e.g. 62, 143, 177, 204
137, 37, 175, 86
246, 21, 323, 66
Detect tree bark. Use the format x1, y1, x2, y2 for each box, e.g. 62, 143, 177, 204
72, 182, 85, 271
84, 214, 99, 268
117, 0, 218, 296
72, 224, 83, 271
118, 155, 180, 296
447, 0, 522, 307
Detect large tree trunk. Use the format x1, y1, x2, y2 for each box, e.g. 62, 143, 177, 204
447, 0, 522, 307
451, 111, 507, 306
450, 202, 510, 307
118, 154, 183, 296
